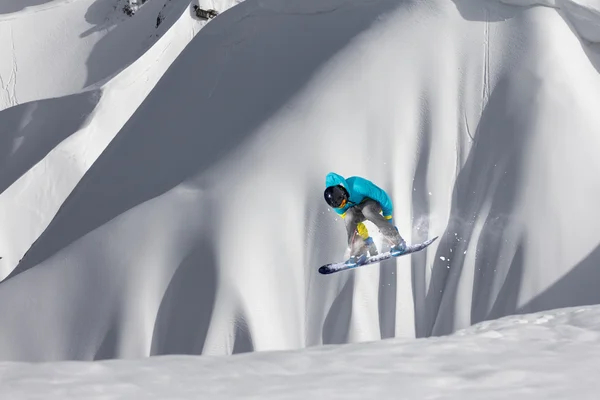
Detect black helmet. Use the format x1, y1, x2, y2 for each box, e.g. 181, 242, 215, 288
324, 185, 349, 208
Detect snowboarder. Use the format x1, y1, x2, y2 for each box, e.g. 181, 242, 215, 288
324, 172, 407, 266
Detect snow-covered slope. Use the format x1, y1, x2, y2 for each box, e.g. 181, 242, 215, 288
501, 0, 600, 42
0, 0, 196, 109
0, 0, 599, 363
0, 0, 233, 279
2, 305, 600, 399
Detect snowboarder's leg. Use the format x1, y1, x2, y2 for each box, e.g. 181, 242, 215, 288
357, 222, 378, 256
344, 207, 369, 264
344, 206, 359, 245
361, 200, 405, 250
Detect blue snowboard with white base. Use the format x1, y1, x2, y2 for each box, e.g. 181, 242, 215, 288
319, 236, 439, 275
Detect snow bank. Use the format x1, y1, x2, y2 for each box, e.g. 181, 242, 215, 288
1, 305, 600, 399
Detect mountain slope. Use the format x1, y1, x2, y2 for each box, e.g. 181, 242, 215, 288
0, 0, 195, 109
0, 0, 232, 279
0, 0, 599, 361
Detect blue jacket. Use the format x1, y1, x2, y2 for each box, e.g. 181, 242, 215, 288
325, 172, 394, 218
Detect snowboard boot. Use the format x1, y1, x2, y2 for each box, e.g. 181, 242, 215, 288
345, 253, 368, 267
390, 239, 407, 256
364, 236, 378, 257
385, 226, 407, 256
345, 239, 369, 267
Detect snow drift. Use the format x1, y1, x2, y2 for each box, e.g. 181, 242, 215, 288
0, 0, 600, 362
2, 304, 600, 399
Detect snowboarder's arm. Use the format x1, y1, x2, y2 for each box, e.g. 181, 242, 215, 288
334, 208, 346, 217
355, 179, 394, 218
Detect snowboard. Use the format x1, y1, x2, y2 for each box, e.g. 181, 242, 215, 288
318, 236, 439, 275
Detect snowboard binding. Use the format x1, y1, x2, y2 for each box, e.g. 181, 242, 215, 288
344, 253, 368, 268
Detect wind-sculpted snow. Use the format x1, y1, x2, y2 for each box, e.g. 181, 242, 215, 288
0, 0, 195, 109
1, 305, 600, 399
0, 0, 599, 362
0, 0, 222, 280
501, 0, 600, 42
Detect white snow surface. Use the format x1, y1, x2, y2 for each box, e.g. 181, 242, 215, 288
0, 0, 214, 282
2, 305, 600, 399
501, 0, 600, 42
1, 0, 600, 391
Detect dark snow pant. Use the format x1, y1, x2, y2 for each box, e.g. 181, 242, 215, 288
344, 199, 403, 255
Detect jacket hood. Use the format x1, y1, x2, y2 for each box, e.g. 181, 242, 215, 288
325, 172, 348, 189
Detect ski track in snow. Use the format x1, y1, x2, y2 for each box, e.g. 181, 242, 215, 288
0, 24, 19, 108
10, 24, 18, 107
482, 7, 490, 112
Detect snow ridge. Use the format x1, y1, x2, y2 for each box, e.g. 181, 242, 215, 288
501, 0, 600, 42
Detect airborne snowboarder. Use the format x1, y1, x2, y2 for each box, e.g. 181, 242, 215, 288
323, 172, 407, 267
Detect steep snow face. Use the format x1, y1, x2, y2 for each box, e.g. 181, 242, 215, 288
0, 0, 236, 279
0, 0, 600, 362
0, 0, 243, 110
0, 0, 186, 109
1, 305, 600, 399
